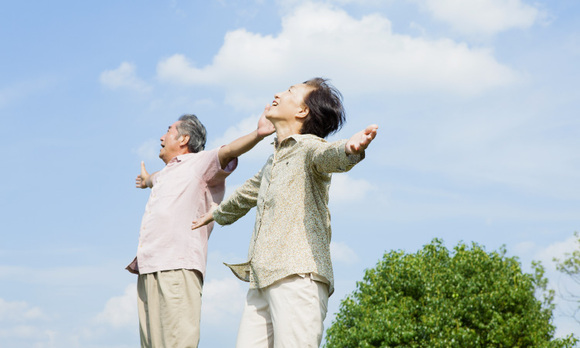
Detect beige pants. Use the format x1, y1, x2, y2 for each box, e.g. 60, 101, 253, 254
236, 274, 329, 348
137, 269, 203, 348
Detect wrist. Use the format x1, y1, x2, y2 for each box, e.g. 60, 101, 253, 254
344, 143, 353, 155
256, 129, 267, 140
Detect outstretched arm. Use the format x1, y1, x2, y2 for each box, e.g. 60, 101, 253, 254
136, 161, 156, 189
218, 105, 275, 169
193, 165, 264, 229
345, 124, 379, 155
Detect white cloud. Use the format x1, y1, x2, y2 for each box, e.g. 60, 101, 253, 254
537, 234, 579, 269
208, 111, 275, 161
331, 241, 359, 264
157, 1, 519, 108
100, 62, 152, 92
94, 284, 137, 328
330, 174, 374, 203
0, 325, 36, 339
0, 298, 53, 345
0, 298, 46, 322
201, 277, 246, 325
534, 234, 580, 337
415, 0, 542, 36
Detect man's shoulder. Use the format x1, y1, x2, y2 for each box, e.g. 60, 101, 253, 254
180, 148, 220, 161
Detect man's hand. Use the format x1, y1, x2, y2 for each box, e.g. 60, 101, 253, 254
256, 105, 275, 139
192, 203, 217, 230
345, 124, 378, 155
136, 161, 151, 189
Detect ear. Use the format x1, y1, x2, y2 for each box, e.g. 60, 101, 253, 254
295, 104, 310, 120
179, 134, 190, 147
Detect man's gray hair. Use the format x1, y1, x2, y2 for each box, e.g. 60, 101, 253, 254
177, 114, 207, 153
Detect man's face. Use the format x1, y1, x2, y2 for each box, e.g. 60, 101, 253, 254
267, 83, 313, 122
159, 121, 183, 163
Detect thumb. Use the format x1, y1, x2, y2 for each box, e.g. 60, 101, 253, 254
140, 161, 148, 175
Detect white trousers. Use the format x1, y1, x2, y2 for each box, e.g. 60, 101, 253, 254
236, 274, 329, 348
137, 269, 203, 348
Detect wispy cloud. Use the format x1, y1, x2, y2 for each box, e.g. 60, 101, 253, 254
94, 284, 137, 328
133, 138, 161, 162
100, 62, 152, 93
201, 277, 246, 325
331, 241, 359, 264
0, 298, 47, 322
208, 111, 275, 162
0, 298, 54, 345
330, 174, 374, 203
0, 78, 55, 109
413, 0, 544, 37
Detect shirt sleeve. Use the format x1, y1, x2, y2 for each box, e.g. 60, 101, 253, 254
310, 138, 364, 174
212, 164, 264, 225
205, 148, 239, 187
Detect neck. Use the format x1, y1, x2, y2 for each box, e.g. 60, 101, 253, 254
273, 120, 302, 142
163, 148, 191, 164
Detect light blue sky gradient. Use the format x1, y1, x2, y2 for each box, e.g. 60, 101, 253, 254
1, 1, 579, 347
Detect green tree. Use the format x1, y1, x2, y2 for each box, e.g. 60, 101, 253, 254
554, 231, 580, 324
325, 239, 577, 348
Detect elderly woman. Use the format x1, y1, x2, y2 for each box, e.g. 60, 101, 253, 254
193, 77, 378, 348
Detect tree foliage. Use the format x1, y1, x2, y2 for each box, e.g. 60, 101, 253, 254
325, 239, 578, 348
554, 231, 580, 324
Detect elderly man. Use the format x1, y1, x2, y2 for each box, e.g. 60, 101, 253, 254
127, 110, 274, 348
192, 78, 378, 347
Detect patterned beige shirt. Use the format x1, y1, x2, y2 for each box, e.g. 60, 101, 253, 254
213, 134, 363, 295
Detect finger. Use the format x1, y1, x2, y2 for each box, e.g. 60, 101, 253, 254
364, 124, 379, 135
192, 221, 206, 230
367, 124, 378, 131
363, 131, 376, 144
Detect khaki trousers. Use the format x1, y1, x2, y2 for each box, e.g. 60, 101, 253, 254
236, 274, 329, 348
137, 269, 203, 348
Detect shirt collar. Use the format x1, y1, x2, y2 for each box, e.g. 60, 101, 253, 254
167, 152, 195, 166
274, 134, 320, 149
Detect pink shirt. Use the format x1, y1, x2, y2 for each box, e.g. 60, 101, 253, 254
126, 148, 237, 279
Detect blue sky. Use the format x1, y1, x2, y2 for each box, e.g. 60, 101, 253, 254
1, 0, 579, 347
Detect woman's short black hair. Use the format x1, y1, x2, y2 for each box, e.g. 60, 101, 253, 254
300, 77, 346, 139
